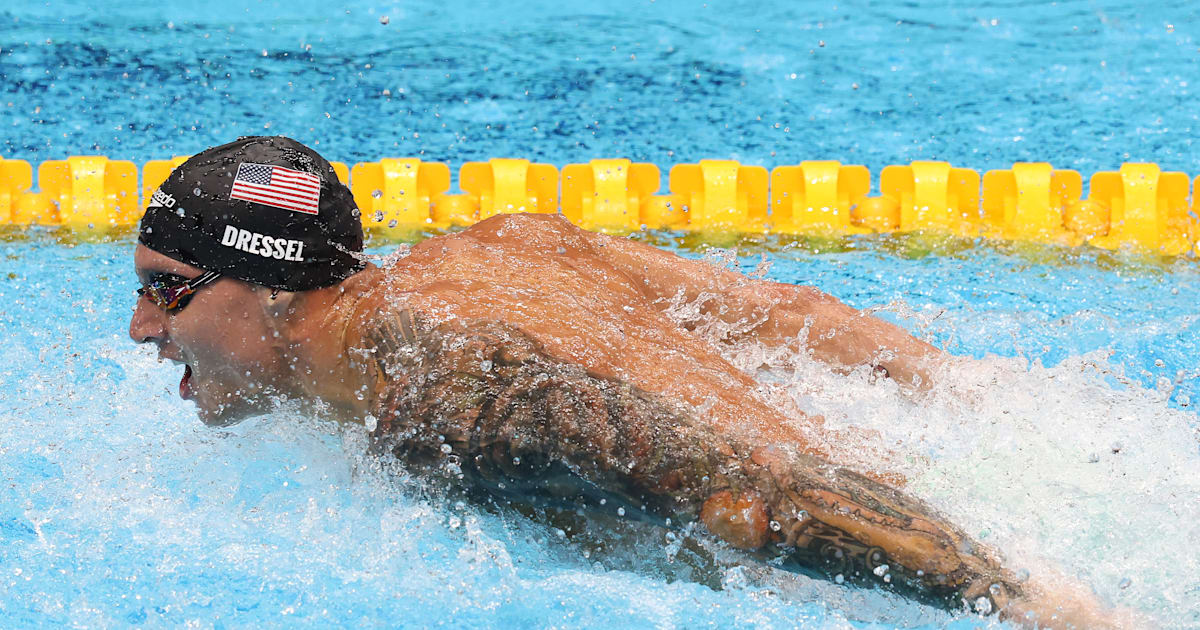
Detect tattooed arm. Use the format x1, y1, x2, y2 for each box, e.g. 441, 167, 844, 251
355, 314, 1128, 627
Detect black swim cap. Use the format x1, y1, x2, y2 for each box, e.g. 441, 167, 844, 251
138, 136, 365, 292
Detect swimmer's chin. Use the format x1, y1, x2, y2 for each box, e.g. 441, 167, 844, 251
192, 394, 272, 427
195, 402, 252, 427
192, 392, 302, 427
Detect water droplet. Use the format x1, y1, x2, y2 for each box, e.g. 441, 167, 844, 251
371, 189, 382, 199
439, 443, 453, 454
480, 360, 492, 372
1119, 577, 1131, 589
834, 574, 844, 584
872, 564, 889, 577
974, 596, 993, 614
373, 210, 384, 222
512, 457, 521, 466
193, 187, 202, 196
379, 15, 389, 25
769, 520, 781, 531
617, 507, 625, 516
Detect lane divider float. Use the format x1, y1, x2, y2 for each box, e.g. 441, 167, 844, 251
1, 154, 1198, 256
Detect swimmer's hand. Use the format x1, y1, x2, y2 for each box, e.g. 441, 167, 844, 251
997, 572, 1151, 630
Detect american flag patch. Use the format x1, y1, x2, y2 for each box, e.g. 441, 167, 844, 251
229, 163, 321, 215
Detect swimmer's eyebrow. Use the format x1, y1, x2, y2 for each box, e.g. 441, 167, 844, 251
135, 268, 187, 285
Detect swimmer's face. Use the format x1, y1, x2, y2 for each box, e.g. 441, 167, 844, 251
128, 244, 291, 425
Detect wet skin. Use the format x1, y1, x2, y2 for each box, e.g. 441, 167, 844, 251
129, 213, 1136, 628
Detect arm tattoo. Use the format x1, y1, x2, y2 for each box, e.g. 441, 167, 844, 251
367, 314, 1023, 615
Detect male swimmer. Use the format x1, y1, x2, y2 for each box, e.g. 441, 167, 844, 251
129, 137, 1135, 628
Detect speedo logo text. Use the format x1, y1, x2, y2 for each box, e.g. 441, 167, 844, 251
220, 225, 305, 262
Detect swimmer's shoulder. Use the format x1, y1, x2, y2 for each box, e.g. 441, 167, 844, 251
450, 212, 594, 250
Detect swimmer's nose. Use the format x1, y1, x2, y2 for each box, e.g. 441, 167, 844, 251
128, 295, 167, 345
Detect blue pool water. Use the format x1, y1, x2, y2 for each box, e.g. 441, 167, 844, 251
2, 1, 1200, 628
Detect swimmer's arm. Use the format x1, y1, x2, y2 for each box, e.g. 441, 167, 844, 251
587, 232, 945, 388
733, 448, 1131, 629
369, 321, 1122, 628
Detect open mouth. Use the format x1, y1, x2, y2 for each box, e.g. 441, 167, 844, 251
180, 364, 194, 400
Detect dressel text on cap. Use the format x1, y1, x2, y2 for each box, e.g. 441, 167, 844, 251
221, 225, 305, 262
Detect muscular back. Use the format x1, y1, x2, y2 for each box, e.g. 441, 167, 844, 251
350, 213, 844, 458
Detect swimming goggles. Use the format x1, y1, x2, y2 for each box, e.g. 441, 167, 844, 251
136, 270, 222, 312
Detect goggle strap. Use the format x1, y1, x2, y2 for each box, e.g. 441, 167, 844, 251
185, 270, 222, 292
